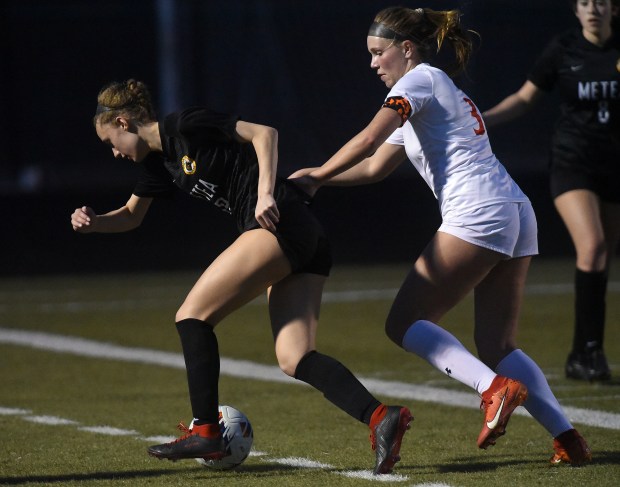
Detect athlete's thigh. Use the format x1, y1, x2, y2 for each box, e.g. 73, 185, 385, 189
473, 256, 531, 367
177, 229, 292, 324
387, 231, 502, 334
268, 273, 326, 374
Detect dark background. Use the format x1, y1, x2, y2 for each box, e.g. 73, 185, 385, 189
1, 0, 583, 276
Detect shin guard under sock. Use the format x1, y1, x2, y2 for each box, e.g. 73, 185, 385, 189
294, 351, 381, 424
401, 320, 496, 395
176, 318, 220, 424
496, 349, 572, 437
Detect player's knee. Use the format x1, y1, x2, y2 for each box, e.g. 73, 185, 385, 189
576, 240, 607, 271
384, 315, 407, 346
175, 308, 194, 323
276, 352, 300, 377
175, 305, 214, 324
385, 303, 427, 346
174, 307, 209, 325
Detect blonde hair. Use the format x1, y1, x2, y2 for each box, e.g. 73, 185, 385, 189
93, 79, 157, 127
373, 6, 475, 76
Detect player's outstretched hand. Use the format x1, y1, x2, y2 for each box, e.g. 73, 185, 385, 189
288, 167, 315, 179
71, 206, 97, 233
255, 194, 280, 232
287, 174, 320, 199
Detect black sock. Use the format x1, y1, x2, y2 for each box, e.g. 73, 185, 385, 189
294, 351, 381, 425
573, 269, 607, 353
176, 318, 220, 423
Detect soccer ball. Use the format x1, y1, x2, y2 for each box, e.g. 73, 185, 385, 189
191, 405, 253, 470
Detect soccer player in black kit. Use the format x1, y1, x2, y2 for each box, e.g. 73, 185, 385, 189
70, 79, 412, 475
484, 0, 620, 382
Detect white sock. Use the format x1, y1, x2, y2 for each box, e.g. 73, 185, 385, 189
496, 349, 572, 437
401, 320, 496, 395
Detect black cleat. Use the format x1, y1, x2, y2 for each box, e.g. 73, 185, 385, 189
369, 405, 413, 475
565, 348, 611, 382
147, 422, 225, 461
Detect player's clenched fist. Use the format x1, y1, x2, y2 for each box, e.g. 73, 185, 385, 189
71, 206, 97, 232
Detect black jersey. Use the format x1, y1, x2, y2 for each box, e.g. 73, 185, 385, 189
528, 29, 620, 173
133, 107, 307, 232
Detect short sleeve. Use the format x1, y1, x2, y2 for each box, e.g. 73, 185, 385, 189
385, 126, 405, 146
527, 37, 562, 92
133, 153, 176, 198
384, 68, 433, 123
174, 107, 240, 144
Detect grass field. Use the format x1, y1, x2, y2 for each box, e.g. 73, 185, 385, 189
1, 258, 619, 486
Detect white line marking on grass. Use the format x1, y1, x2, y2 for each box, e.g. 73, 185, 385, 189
0, 406, 31, 415
1, 327, 619, 431
337, 470, 409, 482
78, 426, 141, 436
22, 415, 79, 426
269, 457, 332, 469
249, 450, 268, 457
142, 435, 175, 443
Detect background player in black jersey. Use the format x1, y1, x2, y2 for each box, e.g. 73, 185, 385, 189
70, 79, 411, 475
483, 0, 620, 382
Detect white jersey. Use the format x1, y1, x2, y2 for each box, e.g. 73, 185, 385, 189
385, 64, 529, 222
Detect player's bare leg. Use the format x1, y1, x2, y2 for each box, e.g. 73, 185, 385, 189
269, 273, 412, 474
555, 190, 613, 381
177, 228, 292, 324
386, 233, 528, 448
149, 229, 291, 461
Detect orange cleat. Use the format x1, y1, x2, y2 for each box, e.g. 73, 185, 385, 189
550, 429, 592, 466
477, 376, 528, 449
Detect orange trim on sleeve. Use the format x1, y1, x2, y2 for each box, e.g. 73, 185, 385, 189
382, 96, 412, 126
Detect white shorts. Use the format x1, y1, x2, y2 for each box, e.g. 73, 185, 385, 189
438, 201, 539, 258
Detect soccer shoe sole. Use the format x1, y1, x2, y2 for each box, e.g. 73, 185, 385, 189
147, 447, 226, 462
147, 435, 226, 462
550, 451, 592, 466
550, 429, 592, 466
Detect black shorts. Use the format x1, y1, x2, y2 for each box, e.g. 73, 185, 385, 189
276, 201, 332, 276
242, 199, 332, 277
550, 165, 620, 203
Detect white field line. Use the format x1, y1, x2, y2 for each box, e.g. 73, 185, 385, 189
2, 282, 619, 314
1, 327, 619, 430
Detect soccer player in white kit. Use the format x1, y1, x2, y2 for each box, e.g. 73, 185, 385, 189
290, 6, 591, 465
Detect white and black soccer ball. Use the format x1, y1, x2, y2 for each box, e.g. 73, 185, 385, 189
191, 405, 253, 470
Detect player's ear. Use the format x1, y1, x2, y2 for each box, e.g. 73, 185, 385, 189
402, 40, 415, 59
115, 116, 130, 130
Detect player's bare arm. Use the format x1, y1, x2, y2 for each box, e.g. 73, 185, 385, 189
290, 143, 405, 188
71, 194, 152, 233
482, 81, 543, 127
309, 107, 402, 183
235, 120, 280, 231
324, 143, 406, 186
